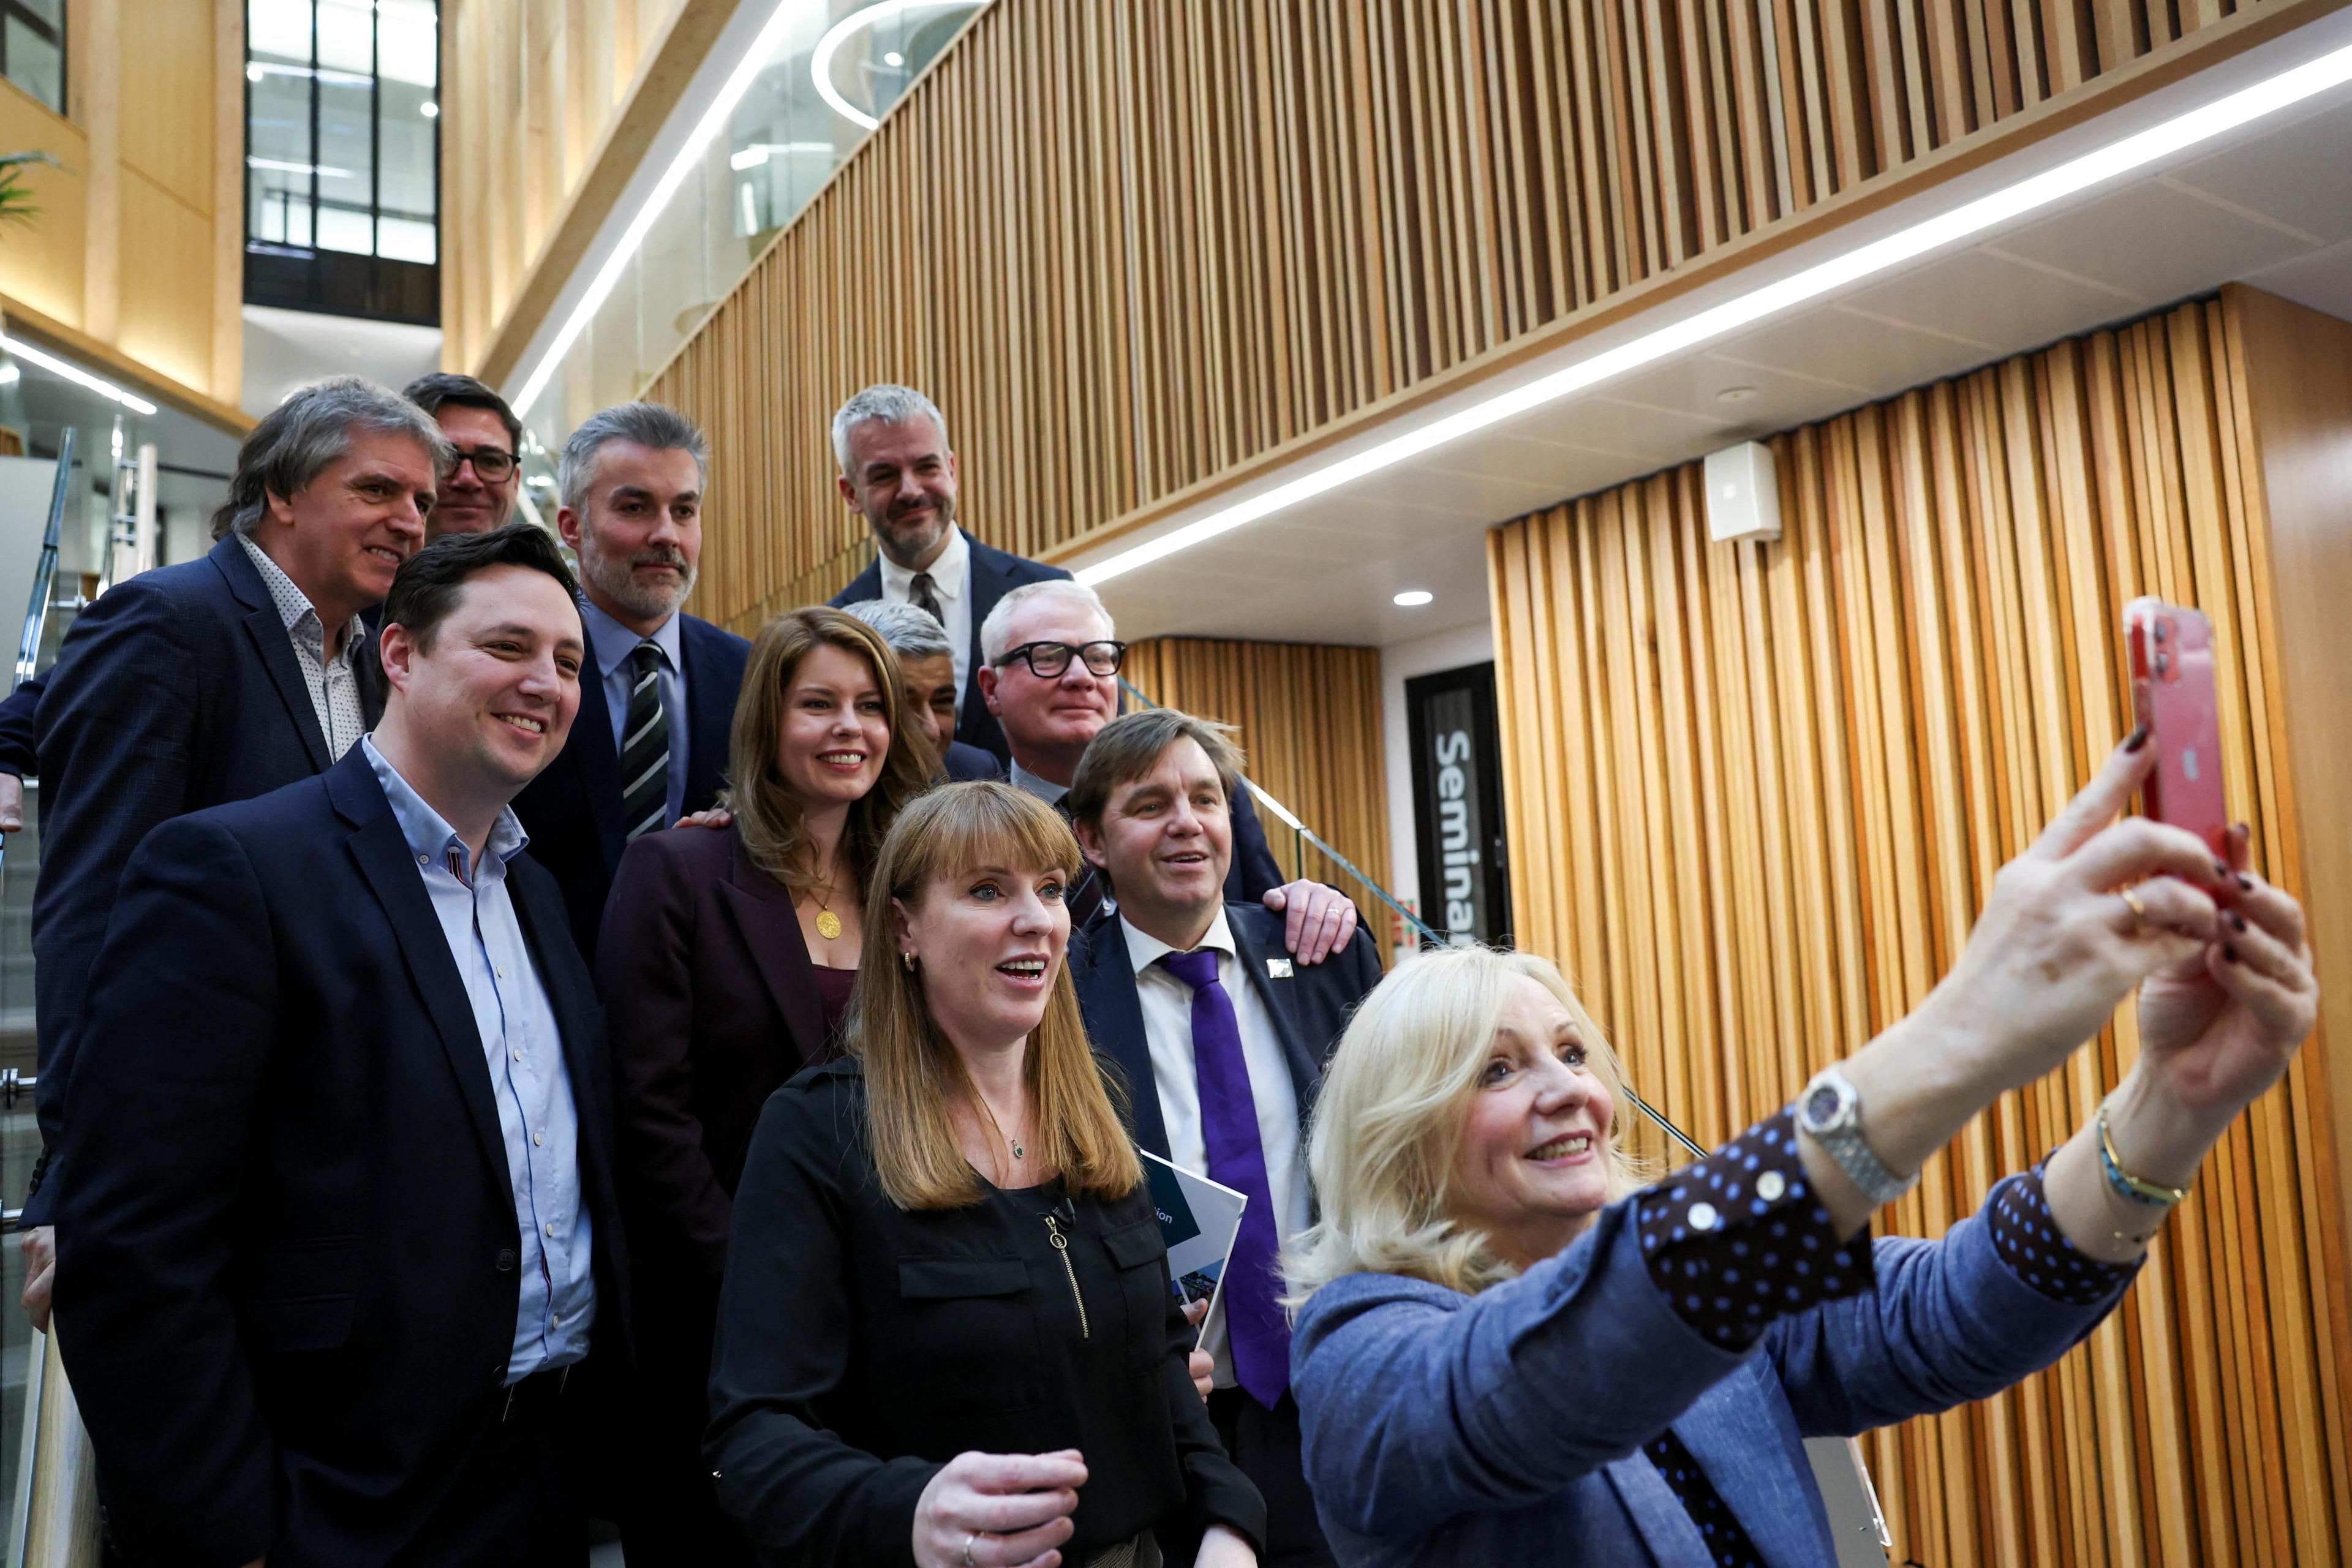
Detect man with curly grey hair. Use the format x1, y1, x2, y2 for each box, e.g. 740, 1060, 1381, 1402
826, 383, 1069, 766
14, 374, 443, 1324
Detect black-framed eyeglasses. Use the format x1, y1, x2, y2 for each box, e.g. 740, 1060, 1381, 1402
995, 639, 1127, 679
451, 446, 518, 482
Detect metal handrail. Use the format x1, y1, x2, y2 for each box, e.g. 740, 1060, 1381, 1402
1114, 676, 1707, 1159
15, 426, 74, 692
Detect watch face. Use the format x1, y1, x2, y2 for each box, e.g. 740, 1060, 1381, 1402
1803, 1083, 1844, 1128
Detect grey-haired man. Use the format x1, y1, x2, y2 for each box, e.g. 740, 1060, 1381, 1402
513, 400, 749, 959
826, 383, 1069, 766
17, 375, 443, 1323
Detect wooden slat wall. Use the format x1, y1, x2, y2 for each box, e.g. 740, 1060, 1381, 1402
1488, 295, 2349, 1566
441, 0, 689, 375
646, 0, 2317, 627
1123, 639, 1391, 947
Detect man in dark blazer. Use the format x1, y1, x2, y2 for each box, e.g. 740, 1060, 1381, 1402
837, 595, 998, 780
55, 525, 629, 1568
978, 576, 1360, 964
13, 377, 442, 1325
1065, 707, 1382, 1568
0, 372, 519, 833
517, 401, 749, 958
824, 383, 1068, 766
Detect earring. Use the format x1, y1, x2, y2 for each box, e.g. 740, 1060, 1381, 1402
902, 952, 918, 973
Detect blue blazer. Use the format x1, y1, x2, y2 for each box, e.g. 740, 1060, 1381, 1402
1291, 1181, 2130, 1567
511, 609, 748, 959
944, 737, 1000, 782
53, 747, 630, 1568
25, 535, 383, 1224
1068, 902, 1381, 1161
830, 527, 1069, 765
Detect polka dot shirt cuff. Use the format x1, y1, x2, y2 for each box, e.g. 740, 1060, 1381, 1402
1989, 1161, 2139, 1306
1634, 1107, 1875, 1351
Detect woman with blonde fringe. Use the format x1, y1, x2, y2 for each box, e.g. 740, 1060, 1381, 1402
708, 782, 1265, 1568
1284, 736, 2316, 1567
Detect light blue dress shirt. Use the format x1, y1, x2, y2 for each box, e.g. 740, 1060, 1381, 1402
581, 597, 688, 828
362, 737, 597, 1381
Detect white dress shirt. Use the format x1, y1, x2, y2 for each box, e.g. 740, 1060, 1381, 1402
236, 535, 369, 761
876, 525, 973, 714
1122, 907, 1310, 1386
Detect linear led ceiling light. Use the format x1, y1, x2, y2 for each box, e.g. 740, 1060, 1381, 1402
1077, 35, 2352, 587
511, 1, 823, 417
0, 332, 159, 416
811, 0, 984, 130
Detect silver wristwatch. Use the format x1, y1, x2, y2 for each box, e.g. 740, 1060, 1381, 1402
1796, 1067, 1916, 1206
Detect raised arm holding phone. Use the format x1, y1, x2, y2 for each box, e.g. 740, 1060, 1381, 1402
1285, 700, 2316, 1566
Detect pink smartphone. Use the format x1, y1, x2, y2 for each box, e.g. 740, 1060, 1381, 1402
2124, 597, 2229, 858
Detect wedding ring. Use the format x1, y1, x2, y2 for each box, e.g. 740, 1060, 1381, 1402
963, 1533, 978, 1568
2118, 888, 2147, 930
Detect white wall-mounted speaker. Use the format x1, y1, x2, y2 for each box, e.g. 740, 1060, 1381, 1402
1703, 440, 1781, 545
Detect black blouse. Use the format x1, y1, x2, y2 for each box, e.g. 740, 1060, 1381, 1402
707, 1057, 1267, 1566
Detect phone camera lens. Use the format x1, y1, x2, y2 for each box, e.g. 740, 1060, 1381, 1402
2155, 652, 2172, 676
2155, 620, 2171, 642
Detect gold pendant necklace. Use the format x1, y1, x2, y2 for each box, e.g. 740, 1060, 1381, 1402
810, 873, 843, 941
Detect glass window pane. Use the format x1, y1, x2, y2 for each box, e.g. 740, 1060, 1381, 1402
316, 0, 374, 75
378, 77, 434, 225
247, 71, 312, 167
4, 20, 62, 113
17, 0, 62, 31
376, 0, 437, 89
248, 0, 313, 67
316, 205, 372, 255
251, 167, 313, 247
377, 216, 435, 264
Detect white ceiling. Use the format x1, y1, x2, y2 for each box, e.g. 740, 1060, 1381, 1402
1080, 10, 2352, 651
241, 304, 443, 418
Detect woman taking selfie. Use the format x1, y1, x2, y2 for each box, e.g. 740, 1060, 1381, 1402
709, 782, 1265, 1568
602, 606, 931, 1564
1287, 735, 2316, 1566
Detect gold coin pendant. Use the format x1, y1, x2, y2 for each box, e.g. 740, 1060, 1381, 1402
815, 909, 843, 940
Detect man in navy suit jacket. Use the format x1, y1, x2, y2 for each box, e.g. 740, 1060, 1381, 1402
517, 402, 750, 959
1065, 708, 1383, 1568
15, 378, 442, 1281
56, 525, 630, 1568
824, 383, 1068, 765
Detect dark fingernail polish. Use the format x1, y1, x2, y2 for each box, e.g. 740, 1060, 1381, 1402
2237, 874, 2253, 891
2233, 821, 2251, 840
2125, 723, 2151, 752
2215, 860, 2232, 880
2224, 945, 2240, 963
2230, 913, 2247, 932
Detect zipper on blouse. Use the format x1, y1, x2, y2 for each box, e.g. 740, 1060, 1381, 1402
1042, 1213, 1090, 1339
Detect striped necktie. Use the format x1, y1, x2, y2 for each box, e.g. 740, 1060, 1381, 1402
620, 639, 670, 841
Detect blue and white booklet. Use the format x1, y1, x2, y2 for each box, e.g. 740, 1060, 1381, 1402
1140, 1150, 1248, 1346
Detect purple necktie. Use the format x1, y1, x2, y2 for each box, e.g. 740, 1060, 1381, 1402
1160, 947, 1290, 1408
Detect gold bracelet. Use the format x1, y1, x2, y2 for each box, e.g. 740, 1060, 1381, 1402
2097, 1099, 2191, 1209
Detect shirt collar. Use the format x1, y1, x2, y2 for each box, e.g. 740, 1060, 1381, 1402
1008, 760, 1068, 806
579, 594, 682, 682
361, 735, 530, 883
878, 524, 970, 601
238, 533, 369, 654
1122, 905, 1237, 978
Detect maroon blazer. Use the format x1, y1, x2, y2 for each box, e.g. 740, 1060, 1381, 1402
600, 823, 832, 1286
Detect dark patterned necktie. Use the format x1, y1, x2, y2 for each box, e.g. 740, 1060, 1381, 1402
619, 640, 670, 841
1158, 947, 1289, 1408
909, 571, 944, 626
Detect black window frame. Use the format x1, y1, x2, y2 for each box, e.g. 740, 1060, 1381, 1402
242, 0, 440, 327
0, 0, 67, 116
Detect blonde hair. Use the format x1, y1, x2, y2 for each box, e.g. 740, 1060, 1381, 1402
726, 606, 935, 895
1284, 946, 1649, 1302
851, 782, 1144, 1210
